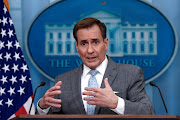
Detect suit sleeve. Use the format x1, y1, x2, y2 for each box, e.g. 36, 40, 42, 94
124, 67, 155, 114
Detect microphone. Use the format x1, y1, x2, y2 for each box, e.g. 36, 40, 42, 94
29, 82, 46, 114
150, 81, 168, 115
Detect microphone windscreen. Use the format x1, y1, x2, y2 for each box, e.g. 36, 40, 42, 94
40, 82, 46, 86
150, 81, 156, 87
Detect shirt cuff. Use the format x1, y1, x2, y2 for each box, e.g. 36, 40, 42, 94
111, 97, 125, 114
36, 98, 51, 114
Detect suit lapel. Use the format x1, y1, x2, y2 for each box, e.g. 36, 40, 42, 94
71, 65, 86, 114
101, 57, 117, 88
94, 57, 117, 114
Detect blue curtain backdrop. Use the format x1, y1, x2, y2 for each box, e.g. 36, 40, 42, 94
9, 0, 180, 115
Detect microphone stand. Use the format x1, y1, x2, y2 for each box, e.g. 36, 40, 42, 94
29, 82, 46, 114
150, 81, 168, 115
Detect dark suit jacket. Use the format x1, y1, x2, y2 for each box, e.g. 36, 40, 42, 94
48, 57, 155, 114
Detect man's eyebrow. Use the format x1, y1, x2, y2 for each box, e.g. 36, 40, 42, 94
80, 40, 87, 43
79, 38, 99, 43
91, 38, 99, 41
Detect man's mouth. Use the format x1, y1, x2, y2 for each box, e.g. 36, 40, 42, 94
87, 57, 96, 60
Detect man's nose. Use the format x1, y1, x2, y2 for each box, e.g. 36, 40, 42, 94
87, 44, 94, 53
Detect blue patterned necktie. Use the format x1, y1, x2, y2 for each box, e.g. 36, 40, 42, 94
87, 69, 98, 115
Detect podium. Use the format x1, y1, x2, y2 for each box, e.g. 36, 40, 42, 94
13, 115, 180, 120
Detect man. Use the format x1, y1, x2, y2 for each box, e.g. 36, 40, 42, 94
36, 17, 155, 115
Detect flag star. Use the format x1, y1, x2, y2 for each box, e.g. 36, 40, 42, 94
0, 87, 6, 96
13, 52, 20, 61
0, 41, 5, 50
14, 41, 20, 49
1, 29, 6, 38
0, 75, 8, 84
8, 87, 16, 96
0, 53, 3, 59
9, 18, 13, 26
6, 40, 13, 50
0, 99, 3, 106
4, 52, 11, 61
8, 29, 14, 38
12, 64, 19, 73
21, 64, 28, 72
2, 64, 10, 73
3, 5, 7, 14
10, 75, 17, 84
17, 87, 25, 96
5, 98, 13, 107
20, 75, 27, 84
1, 16, 8, 26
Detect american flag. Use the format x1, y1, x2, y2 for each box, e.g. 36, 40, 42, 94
0, 1, 35, 119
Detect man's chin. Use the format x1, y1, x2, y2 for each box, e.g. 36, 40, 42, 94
85, 63, 98, 69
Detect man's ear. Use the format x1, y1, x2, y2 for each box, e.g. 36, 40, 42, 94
104, 38, 109, 50
75, 41, 79, 53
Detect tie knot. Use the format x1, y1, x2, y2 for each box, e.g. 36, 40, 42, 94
89, 70, 98, 76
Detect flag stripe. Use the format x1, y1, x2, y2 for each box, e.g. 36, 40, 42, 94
15, 105, 27, 116
24, 95, 35, 114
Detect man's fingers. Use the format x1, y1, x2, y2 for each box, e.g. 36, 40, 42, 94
46, 97, 62, 104
47, 90, 61, 97
87, 101, 96, 105
83, 91, 96, 96
48, 85, 61, 93
44, 97, 62, 108
46, 102, 61, 108
84, 96, 97, 101
84, 87, 98, 92
55, 81, 62, 87
49, 81, 62, 92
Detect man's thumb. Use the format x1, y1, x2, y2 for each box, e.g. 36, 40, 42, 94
104, 78, 110, 88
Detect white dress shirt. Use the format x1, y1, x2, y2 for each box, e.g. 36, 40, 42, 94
37, 56, 125, 114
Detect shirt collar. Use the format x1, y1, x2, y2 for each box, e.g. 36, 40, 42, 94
82, 56, 108, 77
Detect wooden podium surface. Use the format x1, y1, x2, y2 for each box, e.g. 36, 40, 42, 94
13, 115, 180, 120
